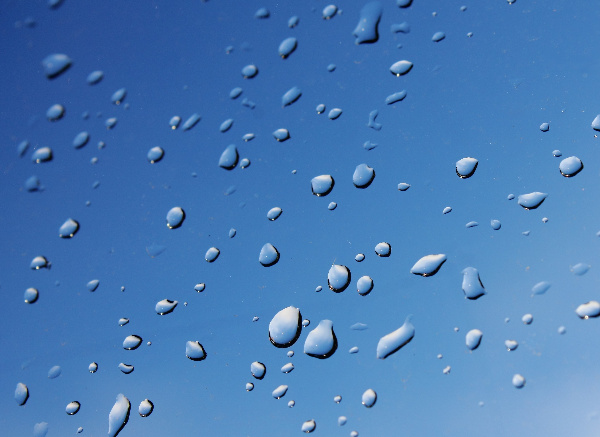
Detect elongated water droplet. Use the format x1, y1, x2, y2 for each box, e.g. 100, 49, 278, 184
311, 175, 334, 196
31, 256, 50, 270
505, 340, 518, 351
443, 206, 452, 214
267, 207, 282, 221
42, 53, 71, 78
281, 362, 294, 373
522, 314, 533, 325
242, 64, 258, 79
355, 253, 365, 262
376, 316, 414, 359
465, 221, 478, 228
108, 394, 130, 437
32, 147, 52, 163
185, 341, 207, 361
397, 182, 410, 191
571, 263, 590, 276
304, 320, 337, 358
111, 88, 127, 105
386, 90, 407, 105
259, 243, 280, 266
251, 361, 266, 379
73, 131, 89, 149
229, 87, 243, 100
288, 16, 299, 28
166, 207, 185, 229
328, 264, 351, 292
553, 150, 562, 157
362, 388, 377, 407
220, 118, 233, 133
273, 128, 290, 142
282, 86, 302, 107
323, 5, 337, 19
279, 37, 298, 58
118, 318, 129, 326
87, 70, 103, 85
512, 374, 526, 389
410, 254, 446, 277
456, 157, 478, 178
123, 335, 142, 350
559, 156, 583, 177
66, 401, 80, 415
105, 117, 118, 129
518, 192, 547, 210
532, 281, 551, 296
272, 385, 288, 399
391, 22, 410, 33
390, 60, 413, 76
302, 420, 316, 433
353, 1, 382, 44
255, 7, 269, 18
316, 103, 326, 114
138, 399, 154, 417
205, 247, 220, 262
47, 104, 65, 121
328, 202, 337, 210
147, 146, 164, 163
269, 306, 302, 348
182, 113, 201, 131
353, 163, 375, 188
48, 365, 61, 379
15, 383, 29, 405
357, 276, 374, 296
576, 301, 600, 319
462, 267, 486, 299
329, 108, 343, 120
59, 218, 79, 238
155, 299, 178, 315
465, 329, 483, 350
432, 31, 445, 42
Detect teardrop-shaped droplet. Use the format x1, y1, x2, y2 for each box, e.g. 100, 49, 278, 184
73, 131, 89, 149
517, 192, 547, 210
353, 164, 375, 188
432, 31, 445, 42
282, 86, 302, 107
59, 218, 79, 238
559, 156, 583, 177
575, 301, 600, 319
304, 320, 337, 359
338, 416, 347, 426
42, 53, 72, 79
301, 419, 316, 433
182, 113, 201, 131
272, 385, 288, 399
386, 90, 407, 105
242, 64, 258, 79
205, 247, 220, 262
390, 60, 413, 76
456, 157, 478, 178
328, 264, 351, 292
353, 1, 383, 44
46, 104, 65, 121
465, 329, 483, 350
311, 175, 335, 196
357, 276, 374, 296
24, 287, 39, 303
267, 207, 282, 221
505, 340, 518, 351
397, 183, 410, 191
87, 70, 103, 85
108, 394, 131, 437
376, 316, 415, 359
410, 254, 447, 277
123, 335, 142, 350
361, 388, 377, 407
166, 207, 185, 229
512, 374, 526, 389
272, 128, 290, 142
66, 401, 80, 415
323, 4, 338, 19
15, 383, 29, 405
532, 281, 551, 296
328, 108, 343, 120
269, 306, 302, 348
219, 144, 239, 170
32, 147, 53, 163
462, 267, 486, 299
111, 88, 127, 105
185, 341, 207, 361
251, 361, 266, 379
281, 362, 294, 373
147, 146, 164, 163
279, 37, 298, 58
155, 299, 178, 315
118, 318, 129, 326
259, 243, 280, 267
138, 399, 154, 417
246, 383, 254, 391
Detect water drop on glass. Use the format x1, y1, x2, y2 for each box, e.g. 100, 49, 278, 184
288, 16, 299, 28
338, 416, 347, 426
357, 276, 374, 296
522, 314, 533, 325
47, 365, 61, 379
138, 399, 153, 417
559, 156, 583, 177
374, 242, 391, 257
311, 175, 334, 196
123, 335, 142, 350
386, 90, 407, 105
377, 315, 415, 359
15, 383, 29, 405
362, 388, 377, 407
443, 206, 452, 214
186, 341, 207, 361
505, 340, 518, 351
353, 1, 382, 44
304, 319, 337, 358
443, 366, 451, 374
316, 104, 326, 114
259, 243, 280, 267
410, 254, 447, 277
355, 253, 365, 262
272, 385, 288, 399
282, 86, 302, 107
267, 207, 282, 221
24, 287, 39, 303
246, 383, 254, 391
182, 113, 201, 131
575, 301, 600, 319
273, 128, 290, 142
118, 318, 129, 326
302, 420, 316, 433
279, 37, 298, 59
390, 60, 413, 76
353, 163, 375, 188
466, 329, 483, 350
456, 157, 478, 178
315, 285, 323, 292
327, 202, 337, 210
105, 117, 117, 129
539, 122, 549, 132
351, 322, 368, 330
281, 362, 294, 373
329, 108, 343, 120
17, 140, 29, 157
111, 88, 127, 105
251, 361, 266, 379
33, 422, 49, 437
218, 144, 239, 170
46, 104, 65, 121
287, 350, 294, 357
391, 22, 410, 33
255, 7, 269, 18
166, 207, 185, 229
490, 219, 501, 230
219, 118, 233, 133
462, 267, 486, 300
73, 131, 89, 149
558, 326, 566, 335
397, 0, 413, 7
328, 264, 351, 292
242, 64, 258, 79
147, 146, 164, 163
512, 374, 526, 389
571, 263, 590, 276
155, 299, 178, 315
42, 53, 71, 78
242, 133, 254, 141
89, 362, 98, 373
349, 346, 359, 354
87, 70, 103, 85
108, 394, 130, 437
398, 183, 410, 191
518, 192, 547, 210
59, 218, 79, 238
288, 400, 295, 407
432, 31, 445, 42
228, 227, 237, 238
269, 306, 302, 348
66, 401, 80, 415
205, 247, 220, 262
323, 5, 337, 19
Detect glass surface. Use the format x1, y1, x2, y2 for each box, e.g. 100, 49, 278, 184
2, 1, 600, 436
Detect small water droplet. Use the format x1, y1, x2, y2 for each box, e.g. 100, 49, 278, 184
182, 113, 201, 131
558, 326, 566, 335
33, 422, 49, 437
59, 218, 79, 238
311, 175, 335, 196
467, 32, 473, 37
377, 315, 414, 359
443, 366, 451, 374
397, 183, 410, 191
246, 383, 254, 391
24, 287, 39, 303
355, 253, 365, 262
328, 264, 351, 292
166, 207, 185, 229
362, 388, 377, 407
349, 346, 359, 354
219, 119, 234, 133
87, 70, 103, 85
552, 150, 562, 157
66, 401, 80, 415
512, 374, 526, 389
462, 267, 486, 300
338, 416, 347, 426
466, 329, 483, 350
559, 156, 583, 177
374, 242, 391, 257
432, 31, 446, 42
357, 276, 374, 296
540, 122, 549, 132
273, 128, 290, 142
279, 37, 298, 59
73, 131, 90, 149
282, 86, 302, 107
185, 341, 207, 361
531, 281, 551, 296
385, 90, 407, 105
316, 104, 326, 114
138, 399, 154, 417
242, 133, 255, 141
576, 301, 600, 319
350, 322, 368, 330
328, 108, 343, 120
105, 117, 117, 129
353, 164, 375, 188
269, 306, 302, 348
229, 228, 237, 238
118, 363, 134, 374
155, 299, 178, 315
47, 365, 61, 379
302, 419, 316, 433
505, 340, 518, 351
259, 243, 280, 267
391, 22, 410, 33
42, 53, 72, 78
315, 285, 323, 292
123, 335, 142, 350
251, 361, 266, 379
304, 320, 337, 358
288, 400, 295, 407
108, 394, 131, 437
390, 60, 413, 76
89, 362, 98, 373
242, 64, 258, 79
410, 254, 447, 277
267, 207, 282, 221
456, 157, 478, 178
46, 103, 65, 121
490, 219, 501, 230
281, 362, 294, 373
571, 263, 591, 276
287, 350, 294, 357
255, 7, 270, 18
367, 109, 382, 130
205, 247, 220, 263
15, 383, 29, 405
272, 385, 288, 399
111, 88, 127, 105
522, 314, 533, 325
442, 206, 452, 214
288, 16, 299, 28
518, 192, 547, 210
147, 146, 164, 163
118, 318, 129, 326
353, 1, 383, 44
323, 5, 338, 19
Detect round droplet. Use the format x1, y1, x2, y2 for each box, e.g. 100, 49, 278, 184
219, 144, 239, 170
323, 4, 337, 19
108, 394, 131, 437
374, 242, 391, 257
166, 207, 185, 229
24, 287, 39, 303
272, 385, 288, 399
242, 64, 258, 78
456, 157, 478, 178
328, 264, 351, 292
328, 108, 343, 120
559, 156, 583, 177
302, 419, 316, 433
304, 319, 337, 358
147, 146, 164, 163
466, 329, 483, 350
138, 399, 154, 417
88, 362, 98, 373
269, 306, 302, 348
355, 253, 365, 262
259, 243, 280, 267
432, 31, 445, 42
311, 175, 334, 196
42, 53, 72, 78
246, 383, 254, 391
118, 363, 134, 374
518, 192, 547, 210
281, 362, 294, 373
279, 37, 298, 59
251, 361, 266, 379
205, 247, 220, 263
328, 202, 337, 210
15, 383, 29, 406
522, 314, 533, 325
410, 254, 447, 277
111, 88, 127, 105
390, 60, 413, 76
338, 416, 347, 426
540, 122, 549, 132
123, 335, 142, 350
59, 218, 79, 238
87, 70, 103, 85
353, 164, 375, 188
267, 207, 282, 221
357, 276, 374, 296
398, 183, 411, 191
362, 389, 377, 408
255, 7, 269, 18
316, 104, 326, 114
462, 267, 486, 300
272, 128, 290, 142
505, 340, 518, 351
185, 341, 207, 361
575, 301, 600, 319
512, 374, 526, 389
46, 104, 65, 121
155, 299, 178, 315
66, 401, 80, 415
490, 219, 501, 230
376, 316, 415, 359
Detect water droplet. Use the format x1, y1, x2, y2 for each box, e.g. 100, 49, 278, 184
328, 202, 337, 210
147, 146, 164, 163
391, 22, 410, 33
66, 401, 80, 415
397, 182, 410, 191
229, 88, 243, 101
87, 70, 103, 85
17, 140, 30, 157
136, 399, 154, 417
108, 394, 131, 437
24, 287, 39, 304
255, 7, 270, 18
42, 53, 72, 78
462, 267, 486, 300
540, 122, 550, 132
111, 88, 127, 105
456, 157, 478, 178
267, 207, 282, 221
592, 115, 600, 131
390, 60, 413, 76
259, 243, 280, 267
186, 341, 207, 361
73, 131, 90, 149
328, 108, 343, 120
241, 97, 256, 109
376, 315, 415, 359
242, 133, 255, 141
246, 383, 254, 391
302, 419, 316, 433
155, 299, 178, 315
353, 163, 375, 188
282, 86, 302, 107
288, 400, 295, 407
355, 253, 365, 262
362, 388, 377, 407
576, 301, 600, 319
123, 335, 142, 350
48, 365, 61, 379
505, 340, 518, 351
559, 156, 583, 177
118, 318, 129, 326
168, 116, 181, 130
338, 416, 347, 426
33, 422, 49, 437
272, 385, 289, 399
316, 104, 326, 114
287, 350, 294, 357
490, 219, 501, 230
218, 144, 238, 169
15, 382, 29, 405
46, 103, 65, 121
328, 264, 351, 292
518, 192, 548, 210
466, 329, 483, 350
558, 326, 567, 335
374, 242, 391, 257
327, 63, 336, 72
105, 117, 118, 129
323, 5, 338, 19
443, 366, 451, 374
353, 1, 383, 44
311, 175, 335, 196
385, 90, 407, 105
272, 128, 290, 142
442, 206, 452, 214
288, 16, 299, 28
304, 319, 337, 358
530, 281, 550, 296
59, 218, 79, 238
166, 207, 185, 229
315, 286, 323, 292
397, 0, 413, 7
228, 228, 237, 238
281, 362, 294, 373
522, 314, 533, 325
571, 263, 591, 276
357, 276, 374, 296
349, 346, 359, 354
350, 322, 368, 330
302, 319, 310, 327
182, 113, 201, 131
279, 37, 298, 58
250, 361, 266, 379
367, 109, 382, 130
410, 254, 447, 277
89, 362, 98, 373
467, 32, 473, 37
269, 306, 302, 348
205, 247, 220, 263
363, 140, 378, 151
512, 374, 526, 389
242, 64, 258, 79
219, 118, 234, 133
432, 31, 446, 42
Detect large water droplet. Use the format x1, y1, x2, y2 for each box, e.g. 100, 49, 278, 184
108, 394, 130, 437
205, 247, 220, 262
362, 388, 377, 407
138, 399, 154, 417
592, 114, 600, 131
465, 329, 483, 350
559, 156, 583, 177
87, 70, 103, 85
353, 1, 382, 44
532, 281, 551, 296
42, 53, 71, 78
59, 218, 79, 238
282, 86, 302, 107
155, 299, 178, 315
32, 147, 53, 163
386, 90, 407, 105
462, 267, 486, 300
73, 131, 89, 149
46, 104, 65, 121
182, 113, 201, 131
185, 341, 207, 361
390, 60, 413, 76
111, 88, 127, 105
48, 365, 61, 379
311, 175, 335, 196
219, 144, 239, 170
518, 192, 547, 210
15, 382, 29, 405
147, 146, 164, 163
123, 335, 142, 350
66, 401, 80, 415
259, 243, 280, 266
456, 157, 478, 178
512, 374, 526, 389
357, 276, 374, 296
269, 306, 302, 348
301, 420, 316, 433
279, 37, 298, 58
328, 264, 351, 292
166, 207, 185, 229
304, 320, 337, 358
410, 254, 447, 277
242, 64, 258, 78
353, 163, 375, 188
576, 301, 600, 319
376, 316, 415, 359
251, 361, 266, 379
272, 385, 288, 399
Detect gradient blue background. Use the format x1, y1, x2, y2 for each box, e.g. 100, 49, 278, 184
2, 0, 600, 436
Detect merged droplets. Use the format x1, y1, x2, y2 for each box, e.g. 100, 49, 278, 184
259, 243, 280, 266
15, 382, 29, 405
24, 287, 39, 303
456, 157, 478, 178
410, 254, 447, 277
46, 104, 65, 121
185, 341, 207, 361
304, 320, 337, 359
518, 192, 547, 210
155, 299, 178, 315
353, 164, 375, 188
390, 60, 413, 76
138, 399, 154, 417
465, 329, 483, 350
575, 301, 600, 319
166, 207, 185, 229
269, 306, 302, 348
353, 1, 383, 44
376, 316, 415, 359
361, 388, 377, 408
251, 361, 266, 379
205, 247, 220, 263
66, 401, 81, 415
108, 394, 130, 437
357, 276, 374, 296
219, 144, 239, 170
461, 267, 486, 300
311, 175, 335, 196
386, 90, 407, 105
328, 264, 351, 292
42, 53, 72, 79
123, 335, 142, 350
59, 218, 79, 238
559, 156, 583, 177
279, 37, 298, 58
